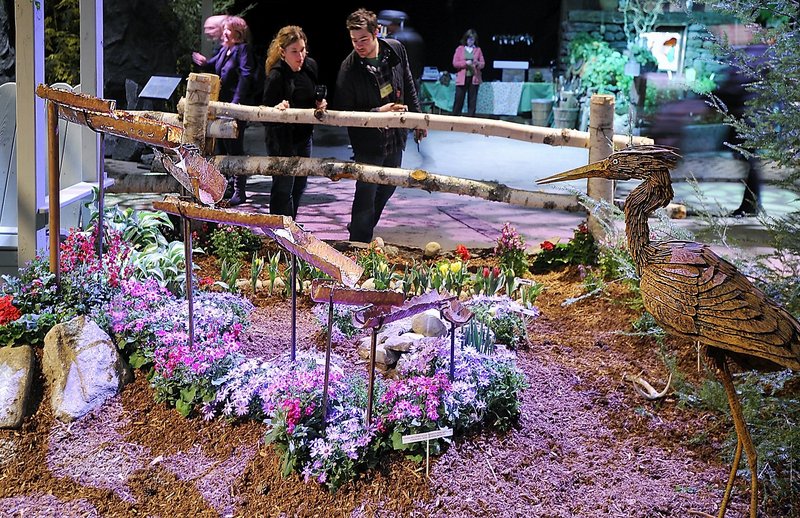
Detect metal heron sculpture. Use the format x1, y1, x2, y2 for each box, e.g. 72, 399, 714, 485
538, 145, 800, 518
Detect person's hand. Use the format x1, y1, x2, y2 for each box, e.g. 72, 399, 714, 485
466, 59, 473, 65
315, 98, 327, 111
379, 103, 407, 113
414, 128, 427, 142
192, 52, 207, 66
275, 100, 290, 110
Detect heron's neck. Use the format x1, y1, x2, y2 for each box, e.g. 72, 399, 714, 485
624, 187, 651, 274
623, 171, 674, 273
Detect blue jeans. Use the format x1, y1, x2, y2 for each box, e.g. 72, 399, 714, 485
349, 150, 402, 243
270, 137, 312, 218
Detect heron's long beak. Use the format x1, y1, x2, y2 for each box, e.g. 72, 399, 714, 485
537, 160, 609, 185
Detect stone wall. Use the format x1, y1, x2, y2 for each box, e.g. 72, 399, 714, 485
558, 10, 737, 77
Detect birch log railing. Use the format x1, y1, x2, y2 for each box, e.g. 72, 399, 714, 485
154, 72, 653, 215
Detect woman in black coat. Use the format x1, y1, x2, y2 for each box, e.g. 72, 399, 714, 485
262, 25, 327, 218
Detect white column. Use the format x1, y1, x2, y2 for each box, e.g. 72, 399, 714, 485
80, 0, 103, 183
15, 0, 48, 264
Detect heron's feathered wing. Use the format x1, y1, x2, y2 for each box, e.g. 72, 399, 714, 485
640, 241, 800, 371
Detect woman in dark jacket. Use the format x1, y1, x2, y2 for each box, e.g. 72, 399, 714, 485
192, 16, 255, 205
262, 25, 327, 218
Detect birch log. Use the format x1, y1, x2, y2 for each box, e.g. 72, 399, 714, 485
213, 155, 584, 212
586, 94, 615, 239
178, 98, 653, 149
182, 73, 219, 152
127, 111, 238, 139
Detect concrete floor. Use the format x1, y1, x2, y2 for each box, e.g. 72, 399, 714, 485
107, 122, 799, 258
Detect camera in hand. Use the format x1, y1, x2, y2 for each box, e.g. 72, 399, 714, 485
314, 85, 327, 102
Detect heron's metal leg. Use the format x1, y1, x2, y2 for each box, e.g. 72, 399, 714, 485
713, 354, 758, 518
719, 437, 744, 518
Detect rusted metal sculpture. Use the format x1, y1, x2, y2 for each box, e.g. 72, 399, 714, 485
352, 291, 456, 426
309, 280, 405, 419
538, 145, 800, 518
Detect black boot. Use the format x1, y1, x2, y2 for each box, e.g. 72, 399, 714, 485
228, 175, 247, 206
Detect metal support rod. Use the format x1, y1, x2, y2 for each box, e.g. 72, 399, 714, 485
366, 324, 379, 427
321, 290, 334, 421
95, 133, 105, 260
291, 254, 297, 361
182, 216, 195, 348
449, 321, 456, 380
46, 100, 61, 287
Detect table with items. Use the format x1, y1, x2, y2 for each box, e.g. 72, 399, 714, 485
419, 81, 555, 116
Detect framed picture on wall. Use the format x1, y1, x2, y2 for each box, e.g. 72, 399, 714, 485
641, 31, 683, 72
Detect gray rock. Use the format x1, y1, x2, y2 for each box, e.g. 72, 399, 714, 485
424, 241, 442, 258
43, 316, 132, 422
383, 332, 424, 353
411, 310, 448, 337
0, 345, 34, 429
356, 338, 400, 366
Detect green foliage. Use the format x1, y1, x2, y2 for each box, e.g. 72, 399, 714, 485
128, 241, 193, 296
44, 0, 80, 85
461, 318, 495, 355
216, 258, 242, 293
473, 266, 504, 297
568, 34, 631, 97
356, 242, 389, 281
250, 252, 264, 293
704, 1, 800, 182
209, 225, 262, 267
480, 362, 528, 431
92, 203, 173, 253
494, 222, 530, 278
531, 222, 598, 273
678, 369, 800, 515
469, 298, 528, 349
517, 279, 544, 309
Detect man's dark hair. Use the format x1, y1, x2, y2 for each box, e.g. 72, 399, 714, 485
346, 8, 378, 34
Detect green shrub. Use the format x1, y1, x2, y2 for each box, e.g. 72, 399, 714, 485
209, 225, 262, 266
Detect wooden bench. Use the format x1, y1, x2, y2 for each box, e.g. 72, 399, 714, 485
0, 82, 104, 274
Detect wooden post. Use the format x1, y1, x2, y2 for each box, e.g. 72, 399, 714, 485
46, 100, 61, 285
587, 94, 615, 240
181, 73, 218, 152
15, 0, 48, 266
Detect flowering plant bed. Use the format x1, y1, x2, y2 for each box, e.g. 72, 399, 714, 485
0, 209, 778, 516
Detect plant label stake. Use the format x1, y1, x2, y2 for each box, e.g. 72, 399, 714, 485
401, 428, 453, 477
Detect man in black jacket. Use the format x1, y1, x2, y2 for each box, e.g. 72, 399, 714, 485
334, 8, 426, 243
